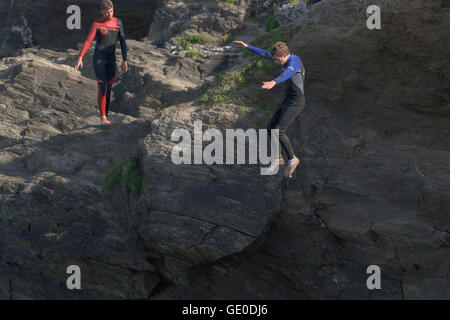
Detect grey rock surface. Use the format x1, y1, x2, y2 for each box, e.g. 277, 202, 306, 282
0, 0, 161, 56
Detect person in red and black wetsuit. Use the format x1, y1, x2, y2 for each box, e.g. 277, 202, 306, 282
74, 0, 128, 125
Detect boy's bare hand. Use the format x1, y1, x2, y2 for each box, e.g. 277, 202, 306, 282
121, 61, 128, 73
232, 41, 248, 48
262, 80, 276, 90
74, 57, 83, 71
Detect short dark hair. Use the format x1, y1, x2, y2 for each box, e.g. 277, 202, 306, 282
271, 42, 290, 58
100, 0, 113, 10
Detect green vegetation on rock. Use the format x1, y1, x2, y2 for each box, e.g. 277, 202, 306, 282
265, 16, 280, 31
104, 155, 142, 196
176, 33, 212, 50
218, 0, 237, 8
199, 55, 277, 108
185, 49, 203, 60
238, 106, 252, 115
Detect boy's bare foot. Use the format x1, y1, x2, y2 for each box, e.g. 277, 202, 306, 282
101, 116, 111, 125
285, 156, 300, 178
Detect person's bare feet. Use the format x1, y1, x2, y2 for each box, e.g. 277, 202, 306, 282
101, 116, 111, 125
285, 156, 300, 178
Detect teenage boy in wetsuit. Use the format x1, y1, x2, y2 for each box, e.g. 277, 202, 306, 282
233, 40, 305, 178
74, 0, 128, 125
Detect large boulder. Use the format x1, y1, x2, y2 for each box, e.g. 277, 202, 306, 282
138, 103, 282, 284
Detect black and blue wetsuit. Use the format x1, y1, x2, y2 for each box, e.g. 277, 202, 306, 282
247, 45, 305, 161
79, 17, 127, 117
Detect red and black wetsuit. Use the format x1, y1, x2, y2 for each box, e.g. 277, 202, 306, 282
79, 17, 127, 117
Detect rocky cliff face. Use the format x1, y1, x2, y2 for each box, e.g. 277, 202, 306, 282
0, 0, 449, 299
0, 0, 161, 57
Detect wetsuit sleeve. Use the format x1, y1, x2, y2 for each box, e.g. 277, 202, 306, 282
274, 55, 301, 84
118, 19, 128, 61
79, 22, 97, 59
247, 45, 273, 60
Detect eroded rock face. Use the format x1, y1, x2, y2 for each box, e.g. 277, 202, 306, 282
138, 103, 282, 284
0, 46, 159, 298
148, 0, 248, 47
0, 0, 161, 57
146, 0, 450, 299
262, 0, 450, 299
0, 16, 281, 297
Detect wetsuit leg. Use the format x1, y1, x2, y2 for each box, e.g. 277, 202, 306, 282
105, 54, 117, 117
267, 101, 289, 159
274, 100, 304, 160
97, 80, 108, 116
106, 77, 114, 116
93, 52, 109, 117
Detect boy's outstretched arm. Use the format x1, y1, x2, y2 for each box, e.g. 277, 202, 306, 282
246, 45, 273, 60
232, 41, 273, 60
273, 55, 302, 85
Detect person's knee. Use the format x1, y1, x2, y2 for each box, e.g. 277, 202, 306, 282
277, 125, 287, 136
97, 80, 107, 95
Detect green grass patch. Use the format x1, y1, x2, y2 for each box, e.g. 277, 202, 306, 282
104, 157, 126, 190
211, 90, 229, 104
220, 70, 250, 90
176, 33, 212, 50
121, 156, 142, 196
286, 0, 312, 5
265, 16, 280, 32
200, 88, 229, 107
200, 56, 277, 107
199, 47, 279, 109
218, 0, 236, 8
185, 49, 203, 60
200, 95, 210, 105
238, 106, 252, 115
238, 58, 275, 76
104, 155, 142, 196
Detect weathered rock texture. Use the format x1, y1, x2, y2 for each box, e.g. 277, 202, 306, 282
0, 0, 161, 57
0, 0, 449, 299
148, 0, 248, 46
